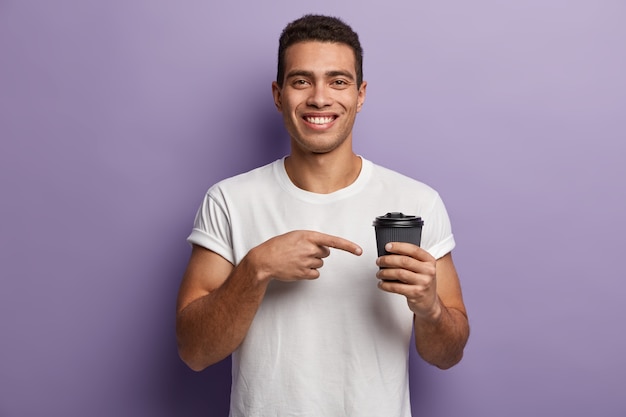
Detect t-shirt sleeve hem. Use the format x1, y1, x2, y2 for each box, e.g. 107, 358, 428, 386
426, 234, 455, 260
187, 228, 235, 265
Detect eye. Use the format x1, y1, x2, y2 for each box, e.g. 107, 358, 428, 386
292, 79, 310, 88
331, 79, 351, 89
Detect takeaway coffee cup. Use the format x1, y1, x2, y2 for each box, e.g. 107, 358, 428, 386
373, 212, 424, 257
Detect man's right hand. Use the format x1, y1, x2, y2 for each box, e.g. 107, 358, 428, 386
247, 230, 363, 282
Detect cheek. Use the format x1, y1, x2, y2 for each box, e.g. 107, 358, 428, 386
278, 97, 295, 114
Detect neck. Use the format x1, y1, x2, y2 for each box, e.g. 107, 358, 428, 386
284, 151, 362, 194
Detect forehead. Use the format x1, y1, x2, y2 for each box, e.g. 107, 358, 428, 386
283, 41, 357, 75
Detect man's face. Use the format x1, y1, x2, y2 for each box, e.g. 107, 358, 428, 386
272, 41, 367, 155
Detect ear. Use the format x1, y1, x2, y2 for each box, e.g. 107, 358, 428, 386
356, 81, 367, 113
271, 81, 282, 112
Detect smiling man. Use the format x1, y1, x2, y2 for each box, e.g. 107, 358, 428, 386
176, 14, 469, 417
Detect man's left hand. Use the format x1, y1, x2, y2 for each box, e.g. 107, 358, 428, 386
375, 242, 442, 322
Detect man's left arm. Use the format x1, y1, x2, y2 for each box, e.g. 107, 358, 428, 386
376, 245, 469, 369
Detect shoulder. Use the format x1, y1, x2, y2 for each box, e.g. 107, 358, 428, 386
208, 159, 282, 196
367, 159, 440, 198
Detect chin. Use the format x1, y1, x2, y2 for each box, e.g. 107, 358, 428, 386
294, 137, 347, 154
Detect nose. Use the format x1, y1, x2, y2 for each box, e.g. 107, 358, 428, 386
306, 84, 333, 108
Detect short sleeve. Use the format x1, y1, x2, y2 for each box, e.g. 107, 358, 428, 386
421, 193, 455, 260
186, 186, 235, 265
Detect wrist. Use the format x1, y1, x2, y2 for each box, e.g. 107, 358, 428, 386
243, 246, 273, 284
414, 299, 443, 325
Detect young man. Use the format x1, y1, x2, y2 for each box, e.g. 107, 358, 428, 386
176, 14, 469, 416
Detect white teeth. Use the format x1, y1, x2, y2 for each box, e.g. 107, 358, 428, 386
306, 116, 334, 125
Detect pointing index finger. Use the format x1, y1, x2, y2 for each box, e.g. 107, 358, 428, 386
311, 231, 362, 256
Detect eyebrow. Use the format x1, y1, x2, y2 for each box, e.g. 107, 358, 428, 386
286, 69, 355, 81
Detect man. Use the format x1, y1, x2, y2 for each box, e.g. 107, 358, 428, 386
176, 14, 469, 416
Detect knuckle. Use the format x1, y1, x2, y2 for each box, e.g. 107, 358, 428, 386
397, 268, 413, 282
376, 269, 390, 280
399, 255, 413, 269
409, 244, 421, 256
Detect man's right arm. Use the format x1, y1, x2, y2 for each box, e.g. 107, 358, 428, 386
176, 245, 269, 371
175, 231, 362, 372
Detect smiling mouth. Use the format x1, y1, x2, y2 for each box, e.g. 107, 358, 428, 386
304, 116, 336, 125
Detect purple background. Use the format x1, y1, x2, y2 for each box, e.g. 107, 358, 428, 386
1, 1, 625, 416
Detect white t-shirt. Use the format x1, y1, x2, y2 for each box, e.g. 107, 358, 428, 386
188, 157, 455, 417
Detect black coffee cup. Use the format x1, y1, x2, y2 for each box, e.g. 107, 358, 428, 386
373, 212, 424, 257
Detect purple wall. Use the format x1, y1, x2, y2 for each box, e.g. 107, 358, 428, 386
1, 1, 625, 416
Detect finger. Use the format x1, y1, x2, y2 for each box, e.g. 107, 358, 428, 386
378, 253, 436, 277
383, 242, 434, 262
310, 231, 362, 256
309, 257, 324, 269
376, 265, 415, 284
377, 279, 404, 293
303, 267, 321, 280
315, 245, 331, 259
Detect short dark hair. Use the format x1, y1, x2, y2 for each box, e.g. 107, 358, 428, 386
276, 14, 363, 88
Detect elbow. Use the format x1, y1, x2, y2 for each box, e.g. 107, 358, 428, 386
182, 359, 208, 373
176, 324, 209, 372
434, 351, 464, 370
175, 308, 233, 371
177, 342, 210, 372
176, 326, 226, 372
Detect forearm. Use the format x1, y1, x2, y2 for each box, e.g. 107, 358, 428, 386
413, 300, 469, 369
176, 256, 268, 371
